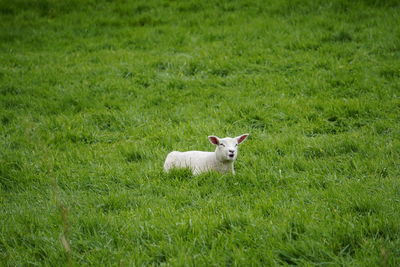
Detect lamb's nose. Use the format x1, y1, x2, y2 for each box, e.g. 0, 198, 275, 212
229, 150, 234, 153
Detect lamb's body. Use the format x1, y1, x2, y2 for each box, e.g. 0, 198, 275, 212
163, 134, 249, 175
164, 151, 234, 175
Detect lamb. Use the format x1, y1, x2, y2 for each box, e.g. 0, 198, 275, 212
163, 134, 249, 175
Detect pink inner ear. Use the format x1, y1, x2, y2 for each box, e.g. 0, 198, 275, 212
237, 134, 249, 144
209, 136, 219, 145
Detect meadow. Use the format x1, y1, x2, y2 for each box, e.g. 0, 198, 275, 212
1, 0, 399, 265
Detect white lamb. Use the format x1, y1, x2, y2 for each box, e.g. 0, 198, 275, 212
163, 134, 249, 175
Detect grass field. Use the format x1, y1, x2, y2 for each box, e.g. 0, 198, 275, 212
1, 0, 400, 265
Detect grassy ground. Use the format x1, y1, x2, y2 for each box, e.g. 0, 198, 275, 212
1, 0, 400, 265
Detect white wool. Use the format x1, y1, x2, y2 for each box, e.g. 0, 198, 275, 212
163, 134, 249, 175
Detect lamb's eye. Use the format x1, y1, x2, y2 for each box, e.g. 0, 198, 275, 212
220, 143, 225, 147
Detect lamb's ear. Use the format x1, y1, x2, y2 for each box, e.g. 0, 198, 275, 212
236, 134, 249, 144
208, 136, 220, 145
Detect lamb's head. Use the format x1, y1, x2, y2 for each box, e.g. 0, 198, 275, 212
208, 134, 249, 162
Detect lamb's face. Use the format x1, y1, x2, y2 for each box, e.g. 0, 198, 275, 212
216, 138, 239, 161
208, 134, 249, 162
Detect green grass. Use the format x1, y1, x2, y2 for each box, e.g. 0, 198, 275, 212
1, 0, 400, 265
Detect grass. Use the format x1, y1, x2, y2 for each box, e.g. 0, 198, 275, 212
1, 0, 400, 265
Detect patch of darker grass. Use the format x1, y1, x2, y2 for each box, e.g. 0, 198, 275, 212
256, 200, 275, 218
184, 61, 204, 76
293, 160, 307, 172
215, 215, 249, 234
286, 41, 320, 51
167, 79, 186, 90
307, 176, 331, 190
78, 216, 109, 237
89, 113, 124, 131
0, 154, 27, 191
154, 61, 173, 71
99, 193, 140, 213
307, 120, 349, 136
333, 230, 362, 256
247, 115, 270, 130
134, 76, 151, 88
285, 221, 307, 241
379, 68, 400, 80
334, 139, 359, 154
270, 148, 284, 158
322, 31, 353, 43
328, 77, 355, 89
1, 112, 15, 125
304, 146, 326, 159
0, 85, 24, 96
120, 69, 134, 79
134, 4, 151, 14
67, 132, 97, 145
164, 168, 193, 181
276, 248, 301, 265
129, 15, 165, 27
210, 67, 230, 77
124, 150, 147, 163
350, 200, 379, 216
364, 219, 399, 241
148, 250, 168, 266
376, 167, 389, 178
58, 97, 87, 114
203, 33, 226, 42
177, 2, 204, 12
359, 0, 400, 8
7, 0, 86, 18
